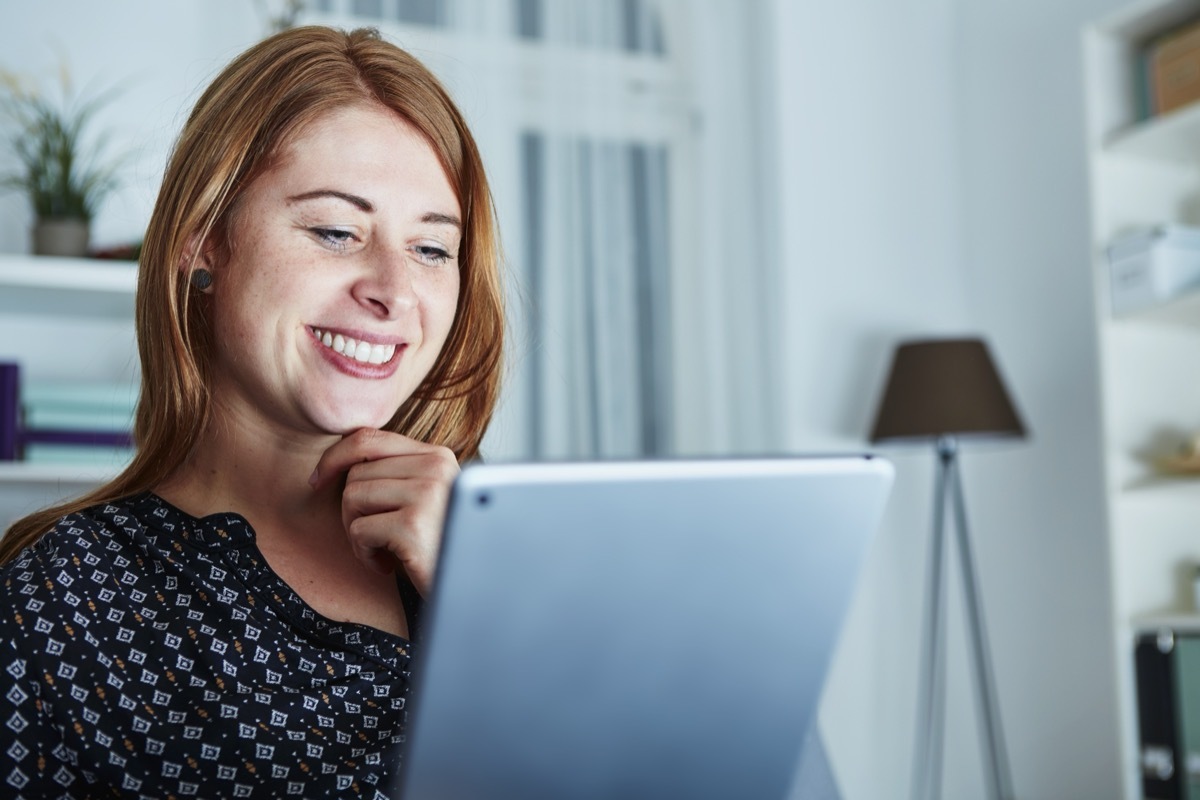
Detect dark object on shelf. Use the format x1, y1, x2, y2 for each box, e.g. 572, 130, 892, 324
870, 337, 1026, 800
0, 362, 17, 460
0, 361, 133, 462
89, 240, 142, 262
19, 428, 132, 448
1136, 630, 1183, 800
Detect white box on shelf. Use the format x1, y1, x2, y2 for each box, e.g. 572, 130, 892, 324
1108, 225, 1200, 316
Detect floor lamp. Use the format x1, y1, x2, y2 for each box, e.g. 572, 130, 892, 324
869, 338, 1026, 800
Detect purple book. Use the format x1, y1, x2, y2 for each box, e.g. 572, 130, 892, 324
0, 363, 134, 460
19, 429, 134, 448
0, 363, 18, 461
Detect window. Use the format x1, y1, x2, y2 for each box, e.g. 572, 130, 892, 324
314, 0, 665, 53
303, 0, 768, 459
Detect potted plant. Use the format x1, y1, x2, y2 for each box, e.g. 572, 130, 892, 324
0, 71, 123, 258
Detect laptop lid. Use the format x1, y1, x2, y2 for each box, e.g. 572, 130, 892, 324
395, 455, 893, 800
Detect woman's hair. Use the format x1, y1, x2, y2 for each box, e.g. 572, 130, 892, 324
1, 26, 504, 563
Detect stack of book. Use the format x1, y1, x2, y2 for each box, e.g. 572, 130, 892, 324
1137, 17, 1200, 121
0, 362, 135, 466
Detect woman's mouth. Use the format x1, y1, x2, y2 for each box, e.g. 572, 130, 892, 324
310, 327, 399, 365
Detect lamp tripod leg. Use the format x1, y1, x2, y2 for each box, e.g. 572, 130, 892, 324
948, 453, 1014, 800
911, 450, 951, 800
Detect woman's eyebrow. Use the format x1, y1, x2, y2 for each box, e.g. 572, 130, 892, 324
287, 189, 373, 211
422, 212, 461, 229
287, 191, 460, 229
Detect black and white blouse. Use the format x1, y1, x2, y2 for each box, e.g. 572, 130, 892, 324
0, 493, 420, 799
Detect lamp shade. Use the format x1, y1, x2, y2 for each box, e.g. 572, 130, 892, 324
869, 338, 1026, 443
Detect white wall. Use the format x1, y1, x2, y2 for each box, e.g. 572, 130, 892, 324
3, 1, 1134, 796
0, 1, 274, 254
956, 1, 1129, 797
762, 1, 972, 796
764, 0, 1126, 797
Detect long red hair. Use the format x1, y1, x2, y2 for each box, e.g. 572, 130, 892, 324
1, 27, 504, 563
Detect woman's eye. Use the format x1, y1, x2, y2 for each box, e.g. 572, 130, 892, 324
414, 245, 453, 265
311, 227, 357, 252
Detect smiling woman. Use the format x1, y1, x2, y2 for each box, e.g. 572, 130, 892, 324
0, 26, 502, 798
197, 104, 463, 440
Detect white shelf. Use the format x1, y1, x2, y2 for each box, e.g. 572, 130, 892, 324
1120, 472, 1200, 493
1107, 102, 1200, 162
0, 254, 137, 318
1130, 614, 1200, 634
0, 461, 124, 485
0, 254, 136, 291
1112, 285, 1200, 325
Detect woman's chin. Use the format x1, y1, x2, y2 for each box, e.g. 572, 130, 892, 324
313, 411, 396, 437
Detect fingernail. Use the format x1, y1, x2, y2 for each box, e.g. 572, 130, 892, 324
308, 468, 319, 487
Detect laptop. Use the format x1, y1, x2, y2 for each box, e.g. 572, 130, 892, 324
394, 455, 893, 800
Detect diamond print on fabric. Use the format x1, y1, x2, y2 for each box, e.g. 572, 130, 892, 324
0, 493, 419, 798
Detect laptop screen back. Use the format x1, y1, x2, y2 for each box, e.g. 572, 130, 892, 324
396, 456, 893, 800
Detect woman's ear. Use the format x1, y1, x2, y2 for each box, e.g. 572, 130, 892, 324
179, 232, 207, 271
179, 233, 216, 294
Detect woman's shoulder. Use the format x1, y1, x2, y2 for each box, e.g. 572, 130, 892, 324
0, 492, 250, 627
0, 494, 177, 620
2, 495, 147, 573
0, 495, 170, 649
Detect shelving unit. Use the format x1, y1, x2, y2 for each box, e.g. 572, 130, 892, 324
1085, 2, 1200, 796
0, 254, 136, 317
0, 254, 137, 531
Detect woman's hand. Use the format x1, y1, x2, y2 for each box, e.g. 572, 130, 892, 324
310, 428, 459, 597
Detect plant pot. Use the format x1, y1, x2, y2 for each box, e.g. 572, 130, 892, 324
32, 218, 90, 258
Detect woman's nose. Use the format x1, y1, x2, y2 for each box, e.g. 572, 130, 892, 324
354, 246, 417, 319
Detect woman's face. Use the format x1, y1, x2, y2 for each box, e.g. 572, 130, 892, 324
205, 103, 462, 439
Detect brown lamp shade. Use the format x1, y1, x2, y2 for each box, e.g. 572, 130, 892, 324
869, 338, 1026, 443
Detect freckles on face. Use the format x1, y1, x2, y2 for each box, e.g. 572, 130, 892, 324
203, 104, 464, 436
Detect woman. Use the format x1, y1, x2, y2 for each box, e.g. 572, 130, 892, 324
0, 25, 503, 798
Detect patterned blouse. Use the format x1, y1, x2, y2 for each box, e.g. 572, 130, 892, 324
0, 493, 420, 799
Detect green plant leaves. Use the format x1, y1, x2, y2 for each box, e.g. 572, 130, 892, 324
0, 77, 124, 222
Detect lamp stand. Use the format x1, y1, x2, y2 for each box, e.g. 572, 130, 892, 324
910, 436, 1014, 800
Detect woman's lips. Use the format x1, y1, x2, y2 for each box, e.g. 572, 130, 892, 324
310, 326, 405, 377
311, 326, 398, 365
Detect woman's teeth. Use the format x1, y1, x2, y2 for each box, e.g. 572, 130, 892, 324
312, 328, 397, 365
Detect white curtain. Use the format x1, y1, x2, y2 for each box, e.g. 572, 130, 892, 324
303, 0, 778, 461
519, 135, 672, 458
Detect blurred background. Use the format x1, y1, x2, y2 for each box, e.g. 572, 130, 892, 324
0, 0, 1149, 797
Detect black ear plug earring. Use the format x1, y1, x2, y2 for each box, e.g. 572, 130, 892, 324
190, 268, 213, 291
